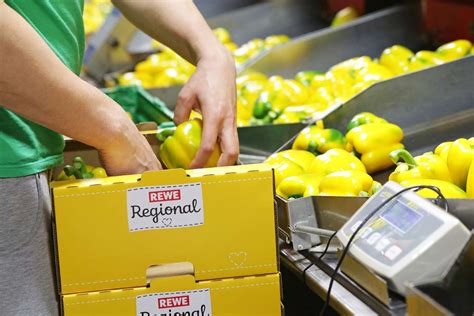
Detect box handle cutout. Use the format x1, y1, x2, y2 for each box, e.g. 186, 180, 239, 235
146, 262, 195, 286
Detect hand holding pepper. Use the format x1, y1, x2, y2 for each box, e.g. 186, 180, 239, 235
174, 51, 238, 168
158, 118, 221, 169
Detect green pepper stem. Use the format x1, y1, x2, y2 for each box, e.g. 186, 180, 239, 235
389, 149, 417, 168
156, 127, 176, 142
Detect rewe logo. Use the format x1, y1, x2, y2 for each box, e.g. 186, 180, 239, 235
127, 183, 204, 232
137, 289, 212, 316
149, 189, 181, 202
158, 295, 189, 308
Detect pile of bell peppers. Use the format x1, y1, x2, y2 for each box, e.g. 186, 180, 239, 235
236, 39, 472, 127
265, 112, 403, 198
117, 28, 289, 89
389, 138, 474, 199
57, 157, 107, 181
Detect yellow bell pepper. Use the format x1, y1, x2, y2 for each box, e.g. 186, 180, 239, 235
346, 114, 404, 173
308, 148, 366, 175
282, 79, 310, 105
310, 74, 330, 90
237, 71, 267, 85
295, 70, 322, 87
273, 105, 315, 124
213, 27, 232, 44
265, 150, 316, 186
466, 160, 474, 198
233, 38, 265, 62
389, 149, 452, 183
224, 42, 238, 52
237, 95, 253, 122
292, 125, 351, 154
264, 34, 290, 48
379, 45, 414, 75
346, 112, 387, 131
353, 62, 394, 84
436, 39, 472, 61
266, 150, 315, 172
326, 56, 372, 101
307, 86, 335, 109
264, 158, 304, 187
434, 141, 453, 163
331, 7, 359, 27
414, 50, 447, 65
399, 179, 467, 199
159, 118, 221, 169
319, 171, 373, 196
446, 138, 473, 189
276, 173, 324, 199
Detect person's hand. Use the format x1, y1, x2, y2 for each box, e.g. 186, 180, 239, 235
174, 47, 239, 168
98, 115, 162, 176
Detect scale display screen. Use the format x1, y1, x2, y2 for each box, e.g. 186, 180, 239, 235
380, 200, 423, 234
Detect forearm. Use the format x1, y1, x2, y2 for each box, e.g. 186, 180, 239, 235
112, 0, 238, 167
0, 3, 134, 151
112, 0, 228, 64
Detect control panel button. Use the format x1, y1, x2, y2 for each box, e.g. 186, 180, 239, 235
385, 245, 402, 260
367, 232, 381, 245
375, 238, 391, 251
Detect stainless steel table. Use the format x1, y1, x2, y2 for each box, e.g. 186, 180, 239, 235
280, 243, 377, 316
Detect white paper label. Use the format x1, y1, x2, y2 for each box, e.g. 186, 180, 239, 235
127, 183, 204, 232
136, 288, 212, 316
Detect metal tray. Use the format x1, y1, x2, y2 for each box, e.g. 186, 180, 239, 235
238, 122, 307, 160
147, 4, 423, 109
124, 0, 331, 108
274, 56, 474, 250
244, 4, 426, 77
273, 55, 474, 155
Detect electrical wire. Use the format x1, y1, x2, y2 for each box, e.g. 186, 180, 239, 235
318, 185, 447, 316
302, 230, 338, 287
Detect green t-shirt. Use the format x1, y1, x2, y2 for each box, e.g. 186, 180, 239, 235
1, 0, 85, 177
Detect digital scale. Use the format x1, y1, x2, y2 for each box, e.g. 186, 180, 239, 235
337, 181, 471, 295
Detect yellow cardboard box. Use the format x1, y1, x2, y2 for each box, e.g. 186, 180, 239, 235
62, 273, 282, 316
52, 164, 278, 295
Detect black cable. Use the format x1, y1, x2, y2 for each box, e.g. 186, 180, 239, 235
318, 185, 447, 316
318, 230, 339, 261
302, 261, 315, 287
302, 230, 339, 286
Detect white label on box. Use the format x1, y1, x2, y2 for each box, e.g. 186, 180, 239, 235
136, 288, 212, 316
127, 183, 204, 232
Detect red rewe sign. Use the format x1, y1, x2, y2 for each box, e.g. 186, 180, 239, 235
157, 295, 190, 309
148, 189, 181, 203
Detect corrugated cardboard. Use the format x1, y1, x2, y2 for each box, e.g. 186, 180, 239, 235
52, 163, 278, 294
62, 273, 282, 316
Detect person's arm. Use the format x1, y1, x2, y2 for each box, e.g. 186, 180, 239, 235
112, 0, 239, 168
0, 2, 160, 175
